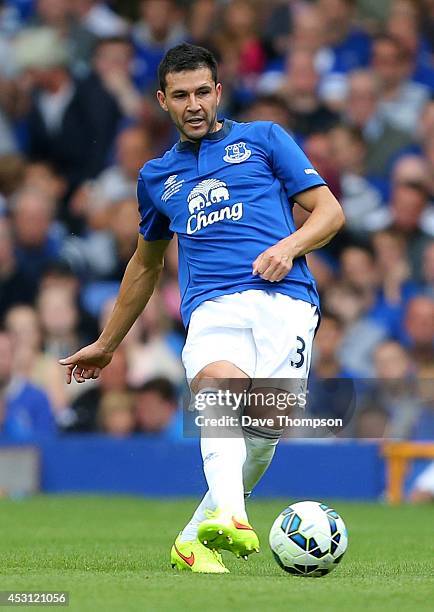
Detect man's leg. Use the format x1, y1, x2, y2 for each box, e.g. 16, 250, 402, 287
180, 361, 249, 543
181, 361, 259, 558
180, 491, 213, 542
181, 428, 279, 542
242, 427, 280, 498
193, 362, 250, 520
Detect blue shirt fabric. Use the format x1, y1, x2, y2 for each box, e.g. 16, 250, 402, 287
3, 379, 56, 440
328, 28, 372, 73
137, 120, 326, 327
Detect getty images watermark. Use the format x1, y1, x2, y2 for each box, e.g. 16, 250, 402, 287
191, 388, 343, 431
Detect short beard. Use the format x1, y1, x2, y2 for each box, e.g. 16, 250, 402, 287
177, 110, 218, 142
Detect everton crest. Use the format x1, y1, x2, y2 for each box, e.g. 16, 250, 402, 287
223, 142, 252, 164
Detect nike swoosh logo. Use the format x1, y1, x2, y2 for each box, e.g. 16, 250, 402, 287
174, 543, 195, 566
232, 517, 253, 531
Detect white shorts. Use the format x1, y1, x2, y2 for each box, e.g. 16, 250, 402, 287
182, 290, 319, 382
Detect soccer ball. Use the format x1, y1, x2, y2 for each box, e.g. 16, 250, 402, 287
269, 501, 348, 577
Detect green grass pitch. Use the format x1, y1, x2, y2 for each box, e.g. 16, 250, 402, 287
0, 496, 433, 611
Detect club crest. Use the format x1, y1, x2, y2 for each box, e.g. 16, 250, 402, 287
223, 142, 252, 164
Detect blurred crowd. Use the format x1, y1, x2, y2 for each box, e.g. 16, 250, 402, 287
0, 0, 433, 447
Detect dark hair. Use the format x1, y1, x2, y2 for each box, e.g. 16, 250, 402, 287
247, 94, 290, 114
135, 377, 177, 403
330, 123, 366, 147
158, 42, 218, 92
373, 33, 410, 60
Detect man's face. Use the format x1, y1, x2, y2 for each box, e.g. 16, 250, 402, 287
347, 76, 377, 126
157, 68, 222, 142
372, 40, 407, 87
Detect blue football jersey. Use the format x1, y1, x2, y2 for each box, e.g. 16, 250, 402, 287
138, 120, 326, 327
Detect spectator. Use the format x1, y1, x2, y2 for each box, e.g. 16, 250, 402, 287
134, 377, 179, 436
126, 291, 185, 388
215, 0, 266, 79
240, 94, 293, 131
39, 261, 99, 343
305, 251, 336, 295
324, 282, 387, 376
98, 390, 135, 437
311, 313, 351, 378
354, 402, 389, 438
370, 229, 419, 336
0, 329, 55, 439
186, 0, 218, 49
367, 181, 433, 278
391, 155, 430, 192
403, 296, 434, 371
279, 49, 340, 138
0, 216, 37, 320
14, 27, 122, 203
71, 0, 128, 38
317, 0, 372, 74
80, 125, 154, 229
10, 187, 62, 283
4, 304, 68, 419
21, 160, 66, 203
33, 0, 96, 76
340, 244, 378, 298
386, 0, 434, 90
373, 341, 421, 438
36, 284, 82, 359
68, 346, 129, 432
344, 69, 412, 177
62, 197, 139, 281
91, 36, 143, 121
302, 131, 341, 199
290, 5, 326, 60
371, 33, 430, 134
132, 0, 186, 91
328, 124, 383, 233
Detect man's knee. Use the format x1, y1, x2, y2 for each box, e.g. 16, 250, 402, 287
192, 361, 250, 394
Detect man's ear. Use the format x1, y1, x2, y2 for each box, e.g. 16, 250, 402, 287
216, 82, 222, 106
157, 90, 168, 112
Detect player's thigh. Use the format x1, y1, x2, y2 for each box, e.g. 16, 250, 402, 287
252, 293, 319, 380
182, 301, 256, 385
245, 295, 318, 424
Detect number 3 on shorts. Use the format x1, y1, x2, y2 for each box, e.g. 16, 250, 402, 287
290, 336, 306, 369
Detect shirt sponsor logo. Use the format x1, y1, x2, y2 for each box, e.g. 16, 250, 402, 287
186, 178, 243, 235
304, 168, 319, 175
162, 174, 184, 202
223, 142, 252, 164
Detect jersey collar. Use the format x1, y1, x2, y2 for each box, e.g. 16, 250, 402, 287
176, 119, 233, 152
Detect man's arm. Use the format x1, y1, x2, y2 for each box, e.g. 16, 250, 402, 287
253, 186, 345, 282
59, 235, 170, 383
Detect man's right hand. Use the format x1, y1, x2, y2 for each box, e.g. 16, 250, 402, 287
59, 341, 114, 384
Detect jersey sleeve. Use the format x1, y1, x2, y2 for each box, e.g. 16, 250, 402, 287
268, 123, 326, 199
137, 174, 174, 241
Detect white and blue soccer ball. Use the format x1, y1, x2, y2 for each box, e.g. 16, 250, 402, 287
269, 501, 348, 577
